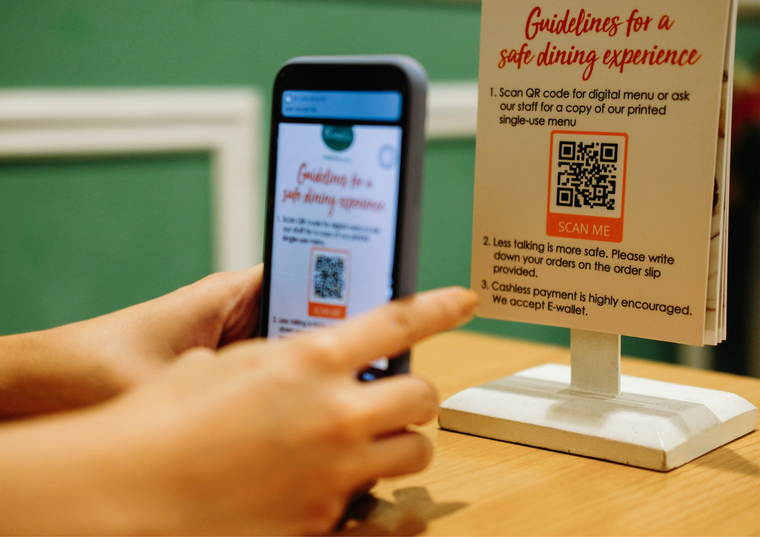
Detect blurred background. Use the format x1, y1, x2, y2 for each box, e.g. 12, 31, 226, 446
0, 0, 758, 375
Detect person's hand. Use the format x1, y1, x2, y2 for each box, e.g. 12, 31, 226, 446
0, 266, 264, 417
0, 286, 478, 535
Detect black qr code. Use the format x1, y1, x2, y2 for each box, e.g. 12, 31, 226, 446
313, 254, 345, 300
556, 141, 618, 211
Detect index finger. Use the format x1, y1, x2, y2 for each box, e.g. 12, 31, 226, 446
288, 286, 478, 372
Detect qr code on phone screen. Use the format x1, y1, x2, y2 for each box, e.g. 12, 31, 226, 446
313, 253, 346, 300
309, 248, 350, 319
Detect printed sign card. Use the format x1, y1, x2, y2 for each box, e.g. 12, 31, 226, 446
472, 0, 737, 345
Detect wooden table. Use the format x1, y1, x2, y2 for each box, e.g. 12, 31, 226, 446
339, 331, 760, 536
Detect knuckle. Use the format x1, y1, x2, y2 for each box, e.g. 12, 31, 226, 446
198, 271, 229, 292
301, 331, 347, 370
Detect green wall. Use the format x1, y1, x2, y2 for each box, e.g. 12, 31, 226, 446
736, 16, 760, 66
0, 154, 213, 334
2, 0, 755, 363
0, 0, 481, 87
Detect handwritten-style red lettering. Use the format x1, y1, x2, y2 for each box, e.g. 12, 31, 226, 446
535, 42, 600, 81
658, 15, 675, 30
498, 43, 534, 69
525, 6, 621, 40
625, 9, 653, 37
603, 45, 701, 73
297, 163, 348, 188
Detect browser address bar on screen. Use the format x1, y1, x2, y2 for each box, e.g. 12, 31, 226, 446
281, 90, 402, 121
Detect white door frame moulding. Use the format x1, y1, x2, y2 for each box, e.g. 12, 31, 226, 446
0, 83, 478, 272
427, 81, 478, 139
0, 89, 262, 273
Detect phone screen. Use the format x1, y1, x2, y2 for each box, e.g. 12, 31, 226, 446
265, 89, 405, 369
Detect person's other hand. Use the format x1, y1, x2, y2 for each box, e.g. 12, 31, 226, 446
0, 266, 264, 417
0, 286, 478, 535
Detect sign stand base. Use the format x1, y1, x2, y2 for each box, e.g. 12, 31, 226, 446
438, 329, 758, 471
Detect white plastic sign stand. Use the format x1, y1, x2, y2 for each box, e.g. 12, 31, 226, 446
439, 329, 758, 471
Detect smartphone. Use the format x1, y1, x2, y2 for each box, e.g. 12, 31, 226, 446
259, 55, 427, 380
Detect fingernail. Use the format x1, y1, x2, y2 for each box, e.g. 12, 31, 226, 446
454, 287, 479, 324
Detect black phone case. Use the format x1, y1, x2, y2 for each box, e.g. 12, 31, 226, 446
260, 55, 428, 379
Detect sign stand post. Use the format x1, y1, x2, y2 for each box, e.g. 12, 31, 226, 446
439, 330, 757, 471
